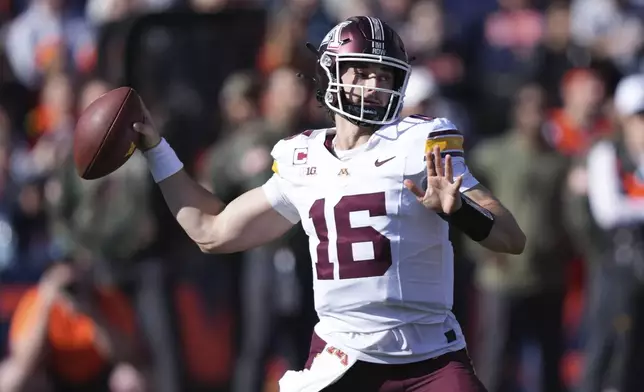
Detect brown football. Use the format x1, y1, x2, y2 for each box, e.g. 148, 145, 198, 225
73, 87, 144, 180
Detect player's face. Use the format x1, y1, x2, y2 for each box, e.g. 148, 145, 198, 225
340, 64, 395, 107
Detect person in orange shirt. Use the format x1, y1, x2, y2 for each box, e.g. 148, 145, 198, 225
0, 261, 149, 392
544, 67, 614, 157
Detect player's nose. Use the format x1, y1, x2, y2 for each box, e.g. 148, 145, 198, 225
363, 78, 388, 99
361, 82, 377, 100
363, 76, 382, 90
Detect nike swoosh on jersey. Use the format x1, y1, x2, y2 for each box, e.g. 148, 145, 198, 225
374, 156, 396, 167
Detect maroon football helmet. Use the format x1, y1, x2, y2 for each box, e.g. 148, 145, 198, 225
313, 16, 411, 126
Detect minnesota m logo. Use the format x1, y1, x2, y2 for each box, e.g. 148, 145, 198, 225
125, 142, 136, 158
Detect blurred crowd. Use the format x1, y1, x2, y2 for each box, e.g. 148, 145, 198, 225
0, 0, 643, 391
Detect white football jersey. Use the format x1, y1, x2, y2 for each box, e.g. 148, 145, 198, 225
262, 115, 479, 364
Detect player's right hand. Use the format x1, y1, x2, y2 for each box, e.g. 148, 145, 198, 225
132, 97, 161, 151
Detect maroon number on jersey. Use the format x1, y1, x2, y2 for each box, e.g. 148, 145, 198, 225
309, 192, 392, 280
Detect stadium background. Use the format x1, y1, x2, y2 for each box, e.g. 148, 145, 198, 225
0, 0, 642, 391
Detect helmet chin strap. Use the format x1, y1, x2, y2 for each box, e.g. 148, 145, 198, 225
305, 42, 320, 58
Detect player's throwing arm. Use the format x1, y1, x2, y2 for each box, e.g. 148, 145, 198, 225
131, 106, 296, 253
70, 86, 293, 254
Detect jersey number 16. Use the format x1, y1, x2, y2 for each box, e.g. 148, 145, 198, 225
309, 192, 393, 280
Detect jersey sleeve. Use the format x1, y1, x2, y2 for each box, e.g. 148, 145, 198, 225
423, 117, 479, 192
261, 140, 301, 224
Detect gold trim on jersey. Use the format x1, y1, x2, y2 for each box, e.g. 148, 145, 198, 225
425, 136, 464, 154
272, 160, 279, 174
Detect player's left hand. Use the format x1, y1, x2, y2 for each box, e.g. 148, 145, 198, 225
404, 145, 463, 215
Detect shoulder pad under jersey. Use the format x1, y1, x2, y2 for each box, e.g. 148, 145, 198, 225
403, 114, 459, 134
270, 129, 324, 175
402, 115, 464, 157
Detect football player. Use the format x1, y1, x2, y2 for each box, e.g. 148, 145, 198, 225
132, 16, 525, 392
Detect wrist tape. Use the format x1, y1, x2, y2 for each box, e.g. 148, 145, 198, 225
142, 138, 184, 183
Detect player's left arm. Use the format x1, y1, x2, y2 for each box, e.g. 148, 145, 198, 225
405, 116, 525, 255
462, 184, 526, 255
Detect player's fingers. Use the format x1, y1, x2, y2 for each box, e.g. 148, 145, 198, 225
453, 174, 464, 190
433, 146, 443, 177
132, 122, 151, 135
445, 154, 453, 182
426, 149, 437, 177
404, 179, 425, 199
138, 96, 155, 127
132, 122, 162, 150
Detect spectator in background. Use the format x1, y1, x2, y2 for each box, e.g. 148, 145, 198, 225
532, 1, 592, 108
261, 67, 310, 136
401, 0, 471, 104
474, 0, 544, 135
0, 260, 149, 392
199, 70, 264, 200
322, 0, 373, 24
10, 72, 76, 218
85, 0, 136, 25
12, 178, 52, 273
0, 72, 75, 274
0, 107, 20, 272
4, 0, 96, 89
258, 5, 322, 77
45, 77, 154, 282
468, 84, 572, 392
570, 0, 644, 74
281, 0, 335, 47
581, 74, 644, 392
197, 70, 270, 392
544, 68, 613, 157
25, 72, 75, 146
188, 0, 228, 13
201, 67, 315, 392
85, 0, 178, 26
401, 66, 472, 144
373, 0, 412, 31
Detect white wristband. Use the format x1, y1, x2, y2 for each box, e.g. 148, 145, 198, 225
143, 138, 184, 183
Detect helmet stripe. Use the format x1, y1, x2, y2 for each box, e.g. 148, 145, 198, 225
368, 17, 385, 54
373, 17, 383, 41
366, 16, 375, 53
